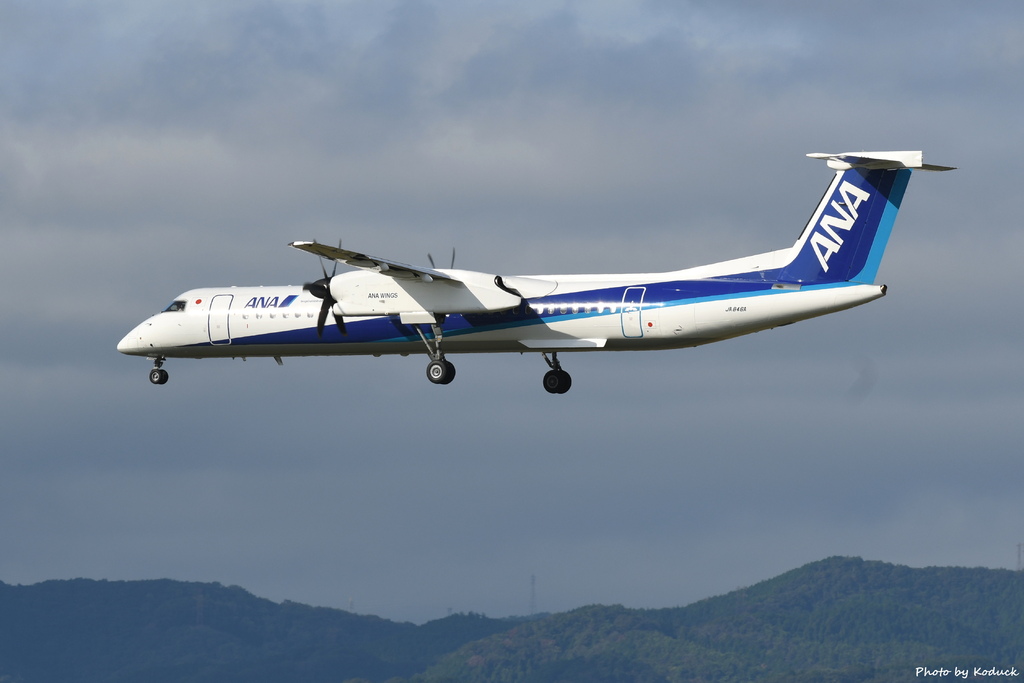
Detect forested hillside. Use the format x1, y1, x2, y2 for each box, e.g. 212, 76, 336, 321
425, 557, 1024, 682
0, 579, 513, 682
2, 557, 1022, 683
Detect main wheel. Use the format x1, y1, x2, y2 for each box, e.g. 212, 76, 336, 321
543, 369, 571, 394
149, 368, 169, 385
426, 359, 456, 385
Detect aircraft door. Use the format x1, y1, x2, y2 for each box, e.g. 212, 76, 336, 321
208, 294, 233, 345
620, 287, 646, 338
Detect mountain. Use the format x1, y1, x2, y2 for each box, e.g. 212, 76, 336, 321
423, 556, 1024, 682
2, 557, 1022, 683
0, 578, 514, 683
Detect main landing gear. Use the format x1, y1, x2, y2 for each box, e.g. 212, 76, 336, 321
416, 318, 456, 385
426, 358, 456, 384
148, 357, 169, 385
413, 318, 571, 393
541, 352, 572, 394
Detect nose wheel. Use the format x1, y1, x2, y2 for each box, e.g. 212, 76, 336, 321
542, 352, 572, 394
148, 357, 169, 385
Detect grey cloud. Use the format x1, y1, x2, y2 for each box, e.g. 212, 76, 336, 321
2, 0, 1023, 624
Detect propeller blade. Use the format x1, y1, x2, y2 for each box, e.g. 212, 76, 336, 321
304, 278, 329, 299
316, 298, 332, 338
428, 248, 455, 269
304, 240, 348, 338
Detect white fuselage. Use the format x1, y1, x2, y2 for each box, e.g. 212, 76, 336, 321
117, 267, 885, 360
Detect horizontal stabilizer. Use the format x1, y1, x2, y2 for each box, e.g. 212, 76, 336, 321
807, 151, 955, 172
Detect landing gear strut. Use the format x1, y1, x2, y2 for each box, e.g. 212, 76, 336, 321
542, 352, 572, 394
416, 317, 456, 385
148, 357, 169, 385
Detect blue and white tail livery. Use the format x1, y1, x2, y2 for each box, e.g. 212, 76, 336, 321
119, 150, 953, 393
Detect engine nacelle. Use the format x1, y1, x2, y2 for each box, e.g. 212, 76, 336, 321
331, 269, 524, 316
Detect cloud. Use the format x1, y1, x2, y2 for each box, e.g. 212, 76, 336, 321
2, 0, 1023, 624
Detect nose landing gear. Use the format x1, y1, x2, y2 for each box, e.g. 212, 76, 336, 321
148, 357, 169, 385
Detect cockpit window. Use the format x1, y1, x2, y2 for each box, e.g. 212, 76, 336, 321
163, 300, 187, 312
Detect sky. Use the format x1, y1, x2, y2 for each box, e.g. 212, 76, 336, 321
2, 0, 1023, 625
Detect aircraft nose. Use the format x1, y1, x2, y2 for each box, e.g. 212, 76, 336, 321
117, 332, 136, 354
117, 325, 146, 355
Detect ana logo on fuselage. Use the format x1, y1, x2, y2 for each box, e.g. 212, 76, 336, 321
244, 295, 298, 309
809, 180, 871, 272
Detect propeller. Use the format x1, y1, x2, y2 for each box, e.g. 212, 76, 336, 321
427, 247, 455, 270
303, 245, 347, 337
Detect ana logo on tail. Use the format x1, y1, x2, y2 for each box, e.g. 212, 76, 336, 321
809, 180, 871, 272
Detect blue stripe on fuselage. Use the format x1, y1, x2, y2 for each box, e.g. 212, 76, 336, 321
185, 278, 840, 349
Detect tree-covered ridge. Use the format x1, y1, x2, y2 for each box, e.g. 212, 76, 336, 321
684, 557, 1024, 662
423, 557, 1024, 682
2, 557, 1023, 683
0, 578, 513, 683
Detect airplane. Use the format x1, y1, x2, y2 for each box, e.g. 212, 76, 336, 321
118, 150, 953, 393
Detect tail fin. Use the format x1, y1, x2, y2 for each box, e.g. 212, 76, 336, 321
778, 151, 953, 285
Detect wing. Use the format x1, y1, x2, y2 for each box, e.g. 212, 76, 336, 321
289, 241, 455, 282
290, 240, 559, 316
